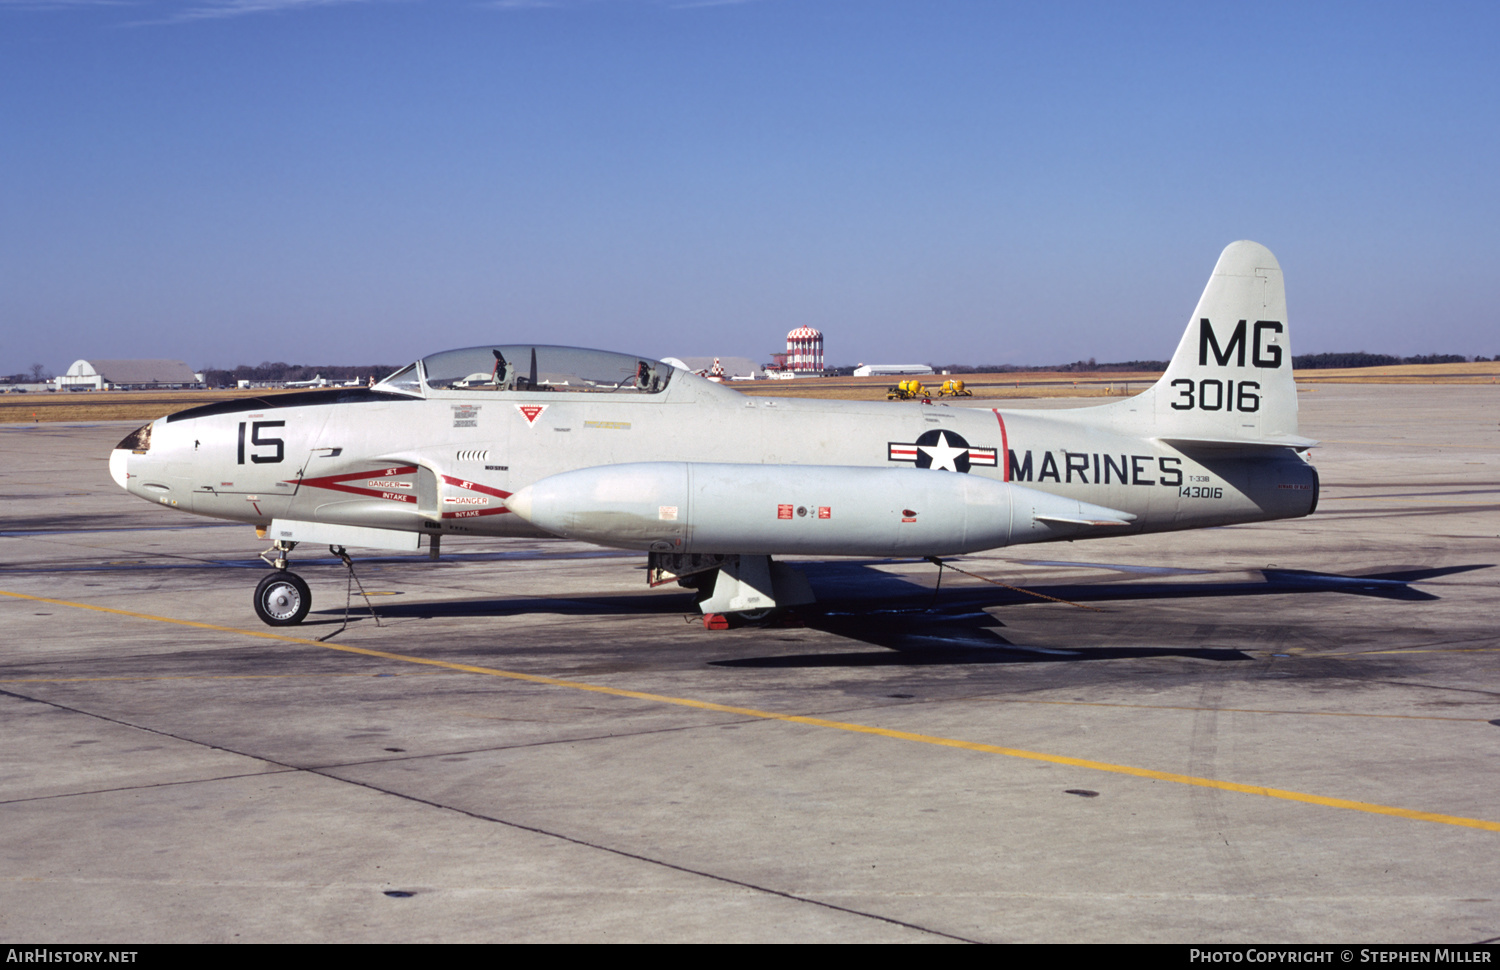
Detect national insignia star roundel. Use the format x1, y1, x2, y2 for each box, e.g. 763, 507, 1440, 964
886, 429, 999, 473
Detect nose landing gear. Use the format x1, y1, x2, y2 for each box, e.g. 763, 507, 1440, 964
254, 571, 311, 626
250, 538, 383, 631
254, 538, 310, 626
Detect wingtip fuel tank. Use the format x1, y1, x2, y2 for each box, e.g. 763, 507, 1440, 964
504, 462, 1135, 557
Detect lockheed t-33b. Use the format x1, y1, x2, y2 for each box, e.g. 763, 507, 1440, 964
110, 241, 1318, 626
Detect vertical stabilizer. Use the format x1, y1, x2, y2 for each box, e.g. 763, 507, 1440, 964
1113, 241, 1303, 445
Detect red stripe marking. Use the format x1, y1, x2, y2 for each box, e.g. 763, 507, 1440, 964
295, 465, 419, 501
442, 508, 511, 519
440, 475, 512, 499
992, 410, 1009, 482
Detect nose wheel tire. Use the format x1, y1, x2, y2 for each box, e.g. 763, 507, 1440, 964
254, 572, 311, 626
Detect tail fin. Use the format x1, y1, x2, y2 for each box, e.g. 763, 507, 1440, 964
1112, 241, 1310, 448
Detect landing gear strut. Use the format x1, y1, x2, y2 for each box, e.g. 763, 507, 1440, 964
255, 538, 310, 626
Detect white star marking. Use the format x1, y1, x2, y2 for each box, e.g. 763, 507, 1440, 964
918, 432, 967, 472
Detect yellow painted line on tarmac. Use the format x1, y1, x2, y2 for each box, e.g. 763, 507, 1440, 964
5, 587, 1500, 834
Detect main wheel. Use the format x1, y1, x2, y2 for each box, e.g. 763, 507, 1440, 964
254, 571, 311, 626
723, 607, 780, 627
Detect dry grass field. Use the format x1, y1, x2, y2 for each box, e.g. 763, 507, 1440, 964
0, 388, 301, 424
3, 361, 1495, 422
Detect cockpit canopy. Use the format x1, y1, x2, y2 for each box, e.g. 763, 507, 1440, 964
376, 346, 674, 396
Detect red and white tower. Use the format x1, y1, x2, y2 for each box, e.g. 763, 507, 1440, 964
785, 326, 824, 374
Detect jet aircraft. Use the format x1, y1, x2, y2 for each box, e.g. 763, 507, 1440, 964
110, 241, 1318, 626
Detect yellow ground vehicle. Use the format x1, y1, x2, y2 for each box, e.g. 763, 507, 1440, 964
937, 379, 972, 398
886, 379, 929, 401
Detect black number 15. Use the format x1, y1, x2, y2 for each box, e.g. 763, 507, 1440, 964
237, 421, 285, 464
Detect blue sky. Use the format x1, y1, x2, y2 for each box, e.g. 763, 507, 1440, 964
3, 0, 1497, 374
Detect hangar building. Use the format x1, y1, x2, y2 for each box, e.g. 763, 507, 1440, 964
56, 359, 204, 391
852, 363, 934, 377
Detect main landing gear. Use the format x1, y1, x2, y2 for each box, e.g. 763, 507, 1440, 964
647, 552, 815, 629
255, 539, 310, 626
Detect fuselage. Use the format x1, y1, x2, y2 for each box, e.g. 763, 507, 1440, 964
113, 350, 1318, 555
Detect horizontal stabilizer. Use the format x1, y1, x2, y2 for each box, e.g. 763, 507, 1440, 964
1155, 434, 1318, 451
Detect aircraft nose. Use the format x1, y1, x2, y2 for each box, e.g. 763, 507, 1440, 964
109, 448, 129, 489
110, 421, 152, 491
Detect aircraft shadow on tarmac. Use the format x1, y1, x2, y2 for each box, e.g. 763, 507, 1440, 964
802, 559, 1486, 612
722, 561, 1492, 667
717, 614, 1258, 668
333, 560, 1491, 664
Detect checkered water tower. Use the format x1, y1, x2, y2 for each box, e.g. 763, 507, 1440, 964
785, 326, 824, 374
